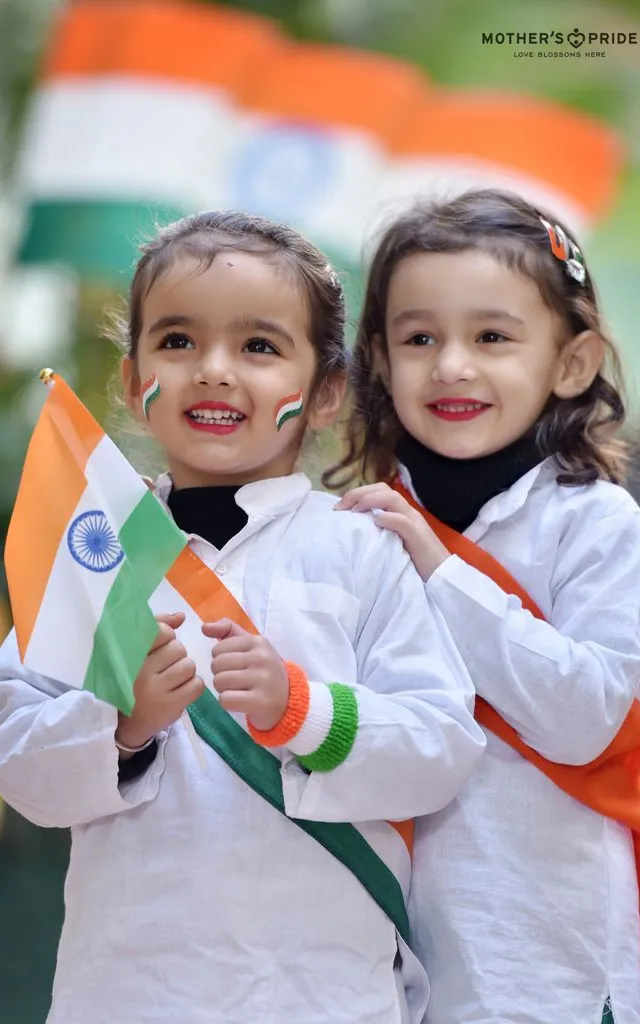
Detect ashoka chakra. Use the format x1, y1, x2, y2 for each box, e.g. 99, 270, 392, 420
67, 510, 124, 573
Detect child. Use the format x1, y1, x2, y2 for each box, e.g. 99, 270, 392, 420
0, 211, 485, 1024
332, 189, 640, 1024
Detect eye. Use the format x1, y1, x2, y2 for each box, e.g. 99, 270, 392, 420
478, 331, 508, 344
244, 337, 279, 355
159, 332, 194, 350
406, 333, 435, 346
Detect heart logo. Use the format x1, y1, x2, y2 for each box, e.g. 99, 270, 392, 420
567, 28, 585, 48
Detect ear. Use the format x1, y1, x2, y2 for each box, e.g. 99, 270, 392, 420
552, 330, 604, 400
121, 357, 143, 421
371, 333, 391, 393
307, 371, 347, 430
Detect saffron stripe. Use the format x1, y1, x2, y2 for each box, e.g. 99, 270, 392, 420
297, 683, 358, 773
166, 546, 257, 633
5, 375, 103, 658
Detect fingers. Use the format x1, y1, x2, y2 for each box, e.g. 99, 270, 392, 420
149, 612, 185, 653
218, 690, 262, 715
334, 483, 395, 511
213, 670, 255, 694
211, 651, 249, 676
202, 618, 249, 641
159, 657, 198, 691
150, 637, 189, 673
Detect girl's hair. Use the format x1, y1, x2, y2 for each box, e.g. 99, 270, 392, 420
324, 188, 627, 490
112, 209, 347, 389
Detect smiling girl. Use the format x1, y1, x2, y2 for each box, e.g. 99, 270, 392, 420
0, 211, 484, 1024
332, 190, 640, 1024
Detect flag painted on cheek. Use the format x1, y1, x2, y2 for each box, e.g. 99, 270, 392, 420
141, 374, 161, 419
274, 391, 304, 431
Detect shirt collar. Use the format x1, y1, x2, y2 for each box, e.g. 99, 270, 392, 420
153, 471, 312, 519
399, 456, 554, 536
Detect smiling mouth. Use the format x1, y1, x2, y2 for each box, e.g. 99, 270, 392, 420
186, 409, 246, 426
427, 401, 491, 421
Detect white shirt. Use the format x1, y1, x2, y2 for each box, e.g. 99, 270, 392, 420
0, 473, 484, 1024
404, 458, 640, 1024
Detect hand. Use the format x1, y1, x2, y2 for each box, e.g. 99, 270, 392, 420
202, 619, 289, 731
116, 612, 204, 755
335, 483, 450, 581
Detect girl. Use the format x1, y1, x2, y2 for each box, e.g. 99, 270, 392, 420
0, 211, 484, 1024
332, 189, 640, 1024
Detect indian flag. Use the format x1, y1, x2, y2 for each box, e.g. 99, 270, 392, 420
4, 371, 188, 713
5, 371, 257, 718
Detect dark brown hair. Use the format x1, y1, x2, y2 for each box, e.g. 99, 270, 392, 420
112, 209, 347, 390
324, 188, 627, 489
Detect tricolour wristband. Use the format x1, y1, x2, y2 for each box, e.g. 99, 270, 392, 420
247, 662, 310, 748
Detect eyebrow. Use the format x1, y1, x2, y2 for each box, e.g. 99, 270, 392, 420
391, 307, 525, 327
148, 314, 198, 334
231, 315, 296, 348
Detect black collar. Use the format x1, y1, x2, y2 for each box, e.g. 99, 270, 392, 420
167, 485, 248, 550
395, 432, 543, 532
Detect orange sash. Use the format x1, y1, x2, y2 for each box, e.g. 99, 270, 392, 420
392, 480, 640, 897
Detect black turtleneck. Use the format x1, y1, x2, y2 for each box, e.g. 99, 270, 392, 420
395, 431, 544, 533
167, 484, 248, 549
118, 482, 248, 784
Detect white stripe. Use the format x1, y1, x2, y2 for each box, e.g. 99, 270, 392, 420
369, 157, 588, 240
18, 79, 235, 209
225, 115, 388, 257
275, 398, 302, 424
23, 436, 151, 686
286, 680, 334, 756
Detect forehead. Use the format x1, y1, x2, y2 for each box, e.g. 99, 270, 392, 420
386, 249, 550, 321
141, 250, 310, 334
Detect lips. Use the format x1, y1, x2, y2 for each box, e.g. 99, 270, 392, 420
185, 401, 246, 434
427, 399, 491, 422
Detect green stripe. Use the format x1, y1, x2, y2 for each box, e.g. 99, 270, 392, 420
19, 199, 188, 282
297, 683, 359, 772
188, 688, 410, 944
118, 489, 185, 590
83, 490, 186, 714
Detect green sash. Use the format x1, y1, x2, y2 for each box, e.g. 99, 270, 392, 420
188, 688, 411, 944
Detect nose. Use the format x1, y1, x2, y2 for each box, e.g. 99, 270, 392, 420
194, 345, 236, 388
431, 340, 476, 385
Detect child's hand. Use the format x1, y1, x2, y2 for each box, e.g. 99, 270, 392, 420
202, 619, 289, 731
335, 483, 450, 581
115, 612, 204, 753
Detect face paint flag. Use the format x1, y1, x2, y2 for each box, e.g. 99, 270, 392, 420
141, 374, 161, 419
274, 391, 304, 431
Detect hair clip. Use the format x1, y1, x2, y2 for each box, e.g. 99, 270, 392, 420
325, 263, 341, 291
540, 218, 586, 285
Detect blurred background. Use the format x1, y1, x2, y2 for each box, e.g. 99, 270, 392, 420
1, 0, 640, 1019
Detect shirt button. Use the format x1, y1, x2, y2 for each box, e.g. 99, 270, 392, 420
216, 564, 227, 576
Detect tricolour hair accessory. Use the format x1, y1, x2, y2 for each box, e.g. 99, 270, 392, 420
539, 217, 586, 286
274, 390, 304, 431
140, 373, 161, 419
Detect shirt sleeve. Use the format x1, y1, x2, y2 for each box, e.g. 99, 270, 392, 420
424, 507, 640, 765
278, 528, 486, 823
0, 629, 167, 827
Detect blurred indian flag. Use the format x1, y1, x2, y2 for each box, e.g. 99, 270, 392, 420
8, 0, 625, 356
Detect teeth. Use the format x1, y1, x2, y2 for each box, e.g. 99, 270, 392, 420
435, 403, 485, 412
188, 409, 244, 424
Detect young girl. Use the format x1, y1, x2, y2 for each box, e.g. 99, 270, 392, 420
0, 211, 484, 1024
332, 189, 640, 1024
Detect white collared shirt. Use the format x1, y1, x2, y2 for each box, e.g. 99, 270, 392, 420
0, 472, 484, 1024
403, 458, 640, 1024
